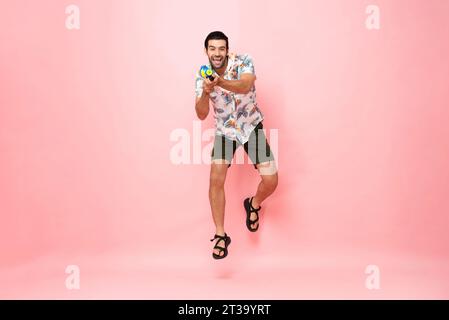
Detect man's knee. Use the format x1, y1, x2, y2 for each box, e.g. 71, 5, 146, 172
257, 160, 278, 177
258, 161, 278, 188
210, 160, 229, 188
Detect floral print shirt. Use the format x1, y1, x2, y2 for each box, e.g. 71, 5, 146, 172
195, 53, 264, 144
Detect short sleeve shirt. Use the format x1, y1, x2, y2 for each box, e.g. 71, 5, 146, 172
195, 53, 264, 145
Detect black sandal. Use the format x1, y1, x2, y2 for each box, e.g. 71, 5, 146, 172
210, 233, 231, 259
244, 197, 261, 232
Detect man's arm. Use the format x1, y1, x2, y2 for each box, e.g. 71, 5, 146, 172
194, 76, 219, 120
216, 73, 256, 94
195, 91, 210, 120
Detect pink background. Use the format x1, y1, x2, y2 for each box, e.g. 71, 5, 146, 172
1, 0, 448, 299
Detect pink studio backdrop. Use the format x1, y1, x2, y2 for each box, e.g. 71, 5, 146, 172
1, 0, 448, 299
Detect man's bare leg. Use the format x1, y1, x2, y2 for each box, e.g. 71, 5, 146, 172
209, 159, 230, 257
250, 161, 278, 229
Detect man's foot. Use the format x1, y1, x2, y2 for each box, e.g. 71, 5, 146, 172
250, 197, 261, 229
244, 197, 261, 232
210, 233, 231, 259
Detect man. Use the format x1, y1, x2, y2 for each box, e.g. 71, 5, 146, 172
195, 31, 278, 259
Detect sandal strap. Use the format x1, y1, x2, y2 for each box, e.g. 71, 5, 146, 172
210, 233, 228, 242
212, 234, 229, 250
249, 197, 262, 212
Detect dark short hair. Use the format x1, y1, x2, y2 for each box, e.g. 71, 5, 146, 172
204, 31, 229, 50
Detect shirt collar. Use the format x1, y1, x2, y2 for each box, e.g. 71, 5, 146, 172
225, 53, 236, 74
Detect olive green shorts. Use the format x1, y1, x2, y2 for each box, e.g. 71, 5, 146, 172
211, 121, 275, 169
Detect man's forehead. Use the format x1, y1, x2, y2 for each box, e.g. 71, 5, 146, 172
208, 40, 227, 47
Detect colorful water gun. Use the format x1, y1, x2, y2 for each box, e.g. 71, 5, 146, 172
199, 65, 215, 81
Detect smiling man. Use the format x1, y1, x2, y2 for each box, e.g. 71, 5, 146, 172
195, 31, 278, 260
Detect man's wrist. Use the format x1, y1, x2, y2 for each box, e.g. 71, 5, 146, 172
216, 76, 224, 87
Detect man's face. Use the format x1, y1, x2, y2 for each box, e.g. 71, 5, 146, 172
206, 39, 228, 69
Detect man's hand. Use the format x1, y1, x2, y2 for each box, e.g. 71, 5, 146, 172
203, 75, 219, 94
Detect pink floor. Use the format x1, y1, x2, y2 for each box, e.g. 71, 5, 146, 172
1, 244, 448, 299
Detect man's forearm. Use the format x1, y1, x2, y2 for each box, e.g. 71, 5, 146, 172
195, 92, 210, 120
217, 78, 252, 94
